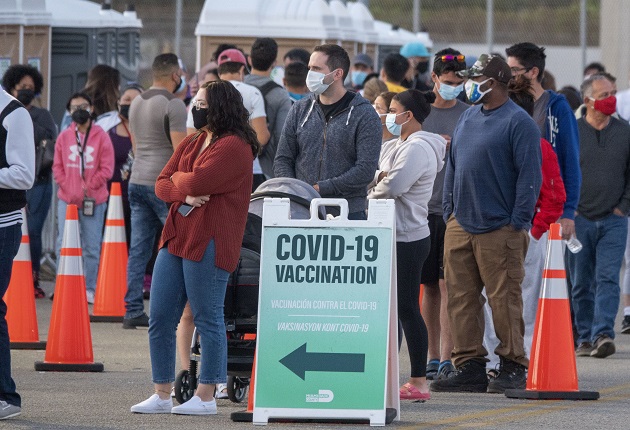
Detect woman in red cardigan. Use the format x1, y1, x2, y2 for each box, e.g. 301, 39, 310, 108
131, 80, 259, 415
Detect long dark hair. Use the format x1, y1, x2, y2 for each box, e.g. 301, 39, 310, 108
83, 64, 120, 117
201, 80, 261, 157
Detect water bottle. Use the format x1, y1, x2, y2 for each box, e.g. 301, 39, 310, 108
564, 235, 583, 253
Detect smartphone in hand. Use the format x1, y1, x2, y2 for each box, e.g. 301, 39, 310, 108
177, 204, 195, 217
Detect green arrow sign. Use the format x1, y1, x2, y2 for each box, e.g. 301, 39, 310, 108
280, 343, 366, 380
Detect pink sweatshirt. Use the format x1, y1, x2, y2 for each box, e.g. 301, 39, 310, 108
53, 122, 114, 207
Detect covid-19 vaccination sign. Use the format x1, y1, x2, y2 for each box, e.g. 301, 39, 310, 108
253, 198, 398, 426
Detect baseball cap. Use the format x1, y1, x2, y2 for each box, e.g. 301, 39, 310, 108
400, 42, 430, 59
353, 53, 373, 69
217, 49, 247, 66
458, 54, 511, 84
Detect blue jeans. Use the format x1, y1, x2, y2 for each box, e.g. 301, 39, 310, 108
26, 181, 53, 275
0, 223, 22, 407
149, 241, 229, 384
56, 200, 107, 294
125, 184, 168, 319
567, 213, 627, 343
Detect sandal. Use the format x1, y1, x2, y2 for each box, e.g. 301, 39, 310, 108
400, 383, 430, 400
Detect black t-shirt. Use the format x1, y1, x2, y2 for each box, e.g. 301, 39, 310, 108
318, 91, 355, 122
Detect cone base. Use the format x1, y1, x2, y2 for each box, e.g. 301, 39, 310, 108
231, 411, 252, 422
505, 388, 599, 400
90, 315, 124, 323
34, 361, 104, 372
234, 408, 397, 424
11, 341, 46, 350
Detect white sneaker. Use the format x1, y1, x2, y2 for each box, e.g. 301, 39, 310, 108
215, 383, 228, 399
171, 395, 217, 415
86, 290, 95, 304
130, 394, 173, 414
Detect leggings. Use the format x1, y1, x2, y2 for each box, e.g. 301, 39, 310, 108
397, 238, 430, 378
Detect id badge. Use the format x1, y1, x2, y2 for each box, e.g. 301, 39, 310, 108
83, 198, 96, 217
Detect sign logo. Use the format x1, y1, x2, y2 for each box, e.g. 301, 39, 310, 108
306, 390, 334, 403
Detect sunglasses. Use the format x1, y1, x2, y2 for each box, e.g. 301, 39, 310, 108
439, 55, 466, 63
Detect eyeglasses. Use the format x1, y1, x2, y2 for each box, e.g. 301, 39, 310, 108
439, 55, 465, 63
69, 103, 90, 113
191, 100, 208, 110
510, 66, 532, 75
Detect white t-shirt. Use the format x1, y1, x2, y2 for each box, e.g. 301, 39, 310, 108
186, 80, 267, 174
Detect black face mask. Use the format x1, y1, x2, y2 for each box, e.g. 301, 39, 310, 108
72, 109, 91, 125
192, 107, 209, 130
119, 104, 130, 120
16, 89, 35, 106
415, 62, 429, 74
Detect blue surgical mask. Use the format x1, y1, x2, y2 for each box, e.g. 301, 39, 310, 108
437, 81, 464, 101
351, 71, 368, 87
465, 78, 493, 104
385, 111, 410, 136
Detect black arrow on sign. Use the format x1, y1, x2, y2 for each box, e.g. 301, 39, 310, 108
279, 343, 365, 380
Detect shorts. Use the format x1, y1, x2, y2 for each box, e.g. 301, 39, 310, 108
420, 213, 446, 285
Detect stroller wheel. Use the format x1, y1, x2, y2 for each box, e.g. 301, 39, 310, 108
174, 369, 196, 404
227, 376, 249, 403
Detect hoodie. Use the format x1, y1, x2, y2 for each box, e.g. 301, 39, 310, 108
544, 90, 581, 220
274, 92, 382, 213
368, 131, 446, 242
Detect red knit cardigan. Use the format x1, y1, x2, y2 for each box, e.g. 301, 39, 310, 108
155, 131, 253, 272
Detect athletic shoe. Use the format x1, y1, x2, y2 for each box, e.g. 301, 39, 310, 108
425, 359, 440, 380
215, 383, 228, 399
590, 335, 615, 358
86, 290, 95, 304
0, 401, 21, 420
430, 360, 488, 393
575, 342, 593, 356
130, 394, 172, 414
436, 360, 455, 380
171, 396, 217, 415
487, 357, 526, 394
123, 313, 150, 329
621, 316, 630, 334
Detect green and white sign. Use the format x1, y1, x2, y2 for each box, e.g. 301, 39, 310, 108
253, 198, 397, 426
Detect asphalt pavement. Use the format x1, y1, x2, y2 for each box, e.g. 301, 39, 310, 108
2, 280, 630, 429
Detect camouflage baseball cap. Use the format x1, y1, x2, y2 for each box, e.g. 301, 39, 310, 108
457, 54, 512, 84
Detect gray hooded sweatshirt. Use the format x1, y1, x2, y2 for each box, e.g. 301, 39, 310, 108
274, 92, 382, 213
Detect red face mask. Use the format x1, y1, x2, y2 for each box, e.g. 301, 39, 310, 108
592, 95, 617, 116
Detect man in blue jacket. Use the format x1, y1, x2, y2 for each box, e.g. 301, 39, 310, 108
274, 44, 382, 219
505, 42, 582, 355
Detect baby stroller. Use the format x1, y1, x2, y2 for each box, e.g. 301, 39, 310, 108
174, 178, 323, 404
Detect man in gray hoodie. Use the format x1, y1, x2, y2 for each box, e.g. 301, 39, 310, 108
274, 44, 382, 219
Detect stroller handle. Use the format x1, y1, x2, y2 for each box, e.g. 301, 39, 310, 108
309, 198, 349, 220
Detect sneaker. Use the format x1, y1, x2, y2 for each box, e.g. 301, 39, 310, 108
621, 316, 630, 334
430, 359, 488, 393
575, 342, 594, 357
0, 401, 21, 420
86, 290, 95, 304
123, 313, 150, 329
215, 383, 228, 399
171, 395, 217, 415
425, 359, 440, 380
131, 394, 172, 414
436, 360, 455, 380
590, 335, 616, 358
487, 357, 527, 394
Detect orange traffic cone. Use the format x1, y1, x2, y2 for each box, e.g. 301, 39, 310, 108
91, 182, 127, 322
3, 209, 46, 350
34, 204, 104, 372
231, 350, 257, 422
505, 223, 598, 400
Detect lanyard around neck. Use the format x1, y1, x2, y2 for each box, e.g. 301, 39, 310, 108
75, 122, 92, 180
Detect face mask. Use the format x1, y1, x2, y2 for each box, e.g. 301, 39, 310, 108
71, 109, 91, 125
16, 89, 35, 106
415, 62, 429, 74
306, 70, 336, 95
591, 95, 616, 116
465, 78, 493, 104
174, 75, 186, 94
351, 71, 368, 87
385, 111, 410, 136
437, 81, 464, 101
119, 104, 130, 120
192, 107, 209, 130
288, 92, 306, 101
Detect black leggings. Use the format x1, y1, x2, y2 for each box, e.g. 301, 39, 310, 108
397, 238, 430, 378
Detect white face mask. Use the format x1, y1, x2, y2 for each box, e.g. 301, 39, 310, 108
306, 69, 337, 95
465, 78, 493, 104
